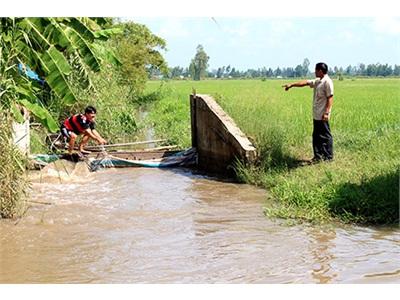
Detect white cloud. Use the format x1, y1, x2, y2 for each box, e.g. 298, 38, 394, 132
372, 17, 400, 35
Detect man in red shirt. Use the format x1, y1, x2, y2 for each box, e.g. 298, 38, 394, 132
60, 106, 107, 154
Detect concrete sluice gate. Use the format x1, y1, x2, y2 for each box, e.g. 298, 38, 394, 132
190, 94, 257, 174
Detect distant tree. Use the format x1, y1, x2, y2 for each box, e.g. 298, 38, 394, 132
366, 64, 376, 76
339, 67, 344, 74
380, 64, 393, 76
169, 66, 184, 78
170, 61, 399, 79
358, 63, 366, 76
302, 58, 310, 76
229, 67, 241, 78
182, 67, 190, 78
333, 66, 339, 76
295, 64, 303, 77
345, 65, 353, 76
261, 67, 267, 77
274, 67, 282, 77
226, 65, 231, 75
393, 65, 400, 76
207, 69, 216, 77
190, 45, 209, 80
285, 67, 295, 77
216, 67, 223, 78
229, 67, 236, 77
246, 69, 260, 78
189, 61, 195, 79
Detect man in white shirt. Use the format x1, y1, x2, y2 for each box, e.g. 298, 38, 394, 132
282, 62, 334, 163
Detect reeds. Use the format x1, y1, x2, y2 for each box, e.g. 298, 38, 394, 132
0, 112, 28, 218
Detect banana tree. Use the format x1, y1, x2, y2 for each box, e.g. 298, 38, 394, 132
0, 17, 121, 132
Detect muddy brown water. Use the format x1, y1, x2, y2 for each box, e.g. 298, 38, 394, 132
1, 166, 399, 283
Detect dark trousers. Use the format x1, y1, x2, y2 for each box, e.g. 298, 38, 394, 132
312, 119, 333, 160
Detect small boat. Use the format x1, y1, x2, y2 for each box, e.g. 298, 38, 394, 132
30, 147, 197, 171
32, 136, 197, 171
89, 148, 197, 170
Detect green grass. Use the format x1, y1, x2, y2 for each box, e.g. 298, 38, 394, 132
144, 78, 400, 224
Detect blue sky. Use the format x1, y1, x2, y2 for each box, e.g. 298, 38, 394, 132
5, 1, 400, 71
128, 17, 400, 71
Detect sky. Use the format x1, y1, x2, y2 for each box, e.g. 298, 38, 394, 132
3, 0, 400, 72
3, 0, 400, 73
128, 17, 400, 71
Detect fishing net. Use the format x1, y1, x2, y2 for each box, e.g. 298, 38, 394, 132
89, 146, 115, 171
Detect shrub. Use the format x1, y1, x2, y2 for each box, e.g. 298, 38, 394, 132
0, 112, 28, 218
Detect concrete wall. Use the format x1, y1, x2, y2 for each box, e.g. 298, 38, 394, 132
12, 108, 30, 155
190, 94, 257, 174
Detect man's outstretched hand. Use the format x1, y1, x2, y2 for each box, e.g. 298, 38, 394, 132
282, 84, 292, 91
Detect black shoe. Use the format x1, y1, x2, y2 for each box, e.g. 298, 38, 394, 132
323, 157, 334, 162
308, 157, 322, 164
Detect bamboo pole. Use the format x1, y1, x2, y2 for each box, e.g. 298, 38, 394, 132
84, 139, 167, 150
109, 145, 178, 153
86, 145, 178, 155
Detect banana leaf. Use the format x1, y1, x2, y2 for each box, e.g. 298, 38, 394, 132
64, 27, 101, 72
40, 46, 77, 104
94, 27, 123, 40
10, 103, 24, 123
18, 99, 59, 133
91, 43, 122, 67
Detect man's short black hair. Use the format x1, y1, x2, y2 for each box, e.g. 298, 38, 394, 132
315, 62, 328, 74
85, 106, 97, 114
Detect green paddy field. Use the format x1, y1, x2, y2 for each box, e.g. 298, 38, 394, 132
144, 78, 399, 224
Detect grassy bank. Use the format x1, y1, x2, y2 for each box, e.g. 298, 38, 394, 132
144, 78, 400, 224
0, 113, 28, 218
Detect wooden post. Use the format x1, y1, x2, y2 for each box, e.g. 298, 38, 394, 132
12, 107, 30, 155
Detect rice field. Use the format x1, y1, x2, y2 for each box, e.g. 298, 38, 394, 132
145, 78, 400, 224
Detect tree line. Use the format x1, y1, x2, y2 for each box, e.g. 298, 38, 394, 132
166, 61, 400, 80
157, 44, 400, 80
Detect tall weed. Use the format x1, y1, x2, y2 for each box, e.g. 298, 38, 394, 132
0, 112, 28, 218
